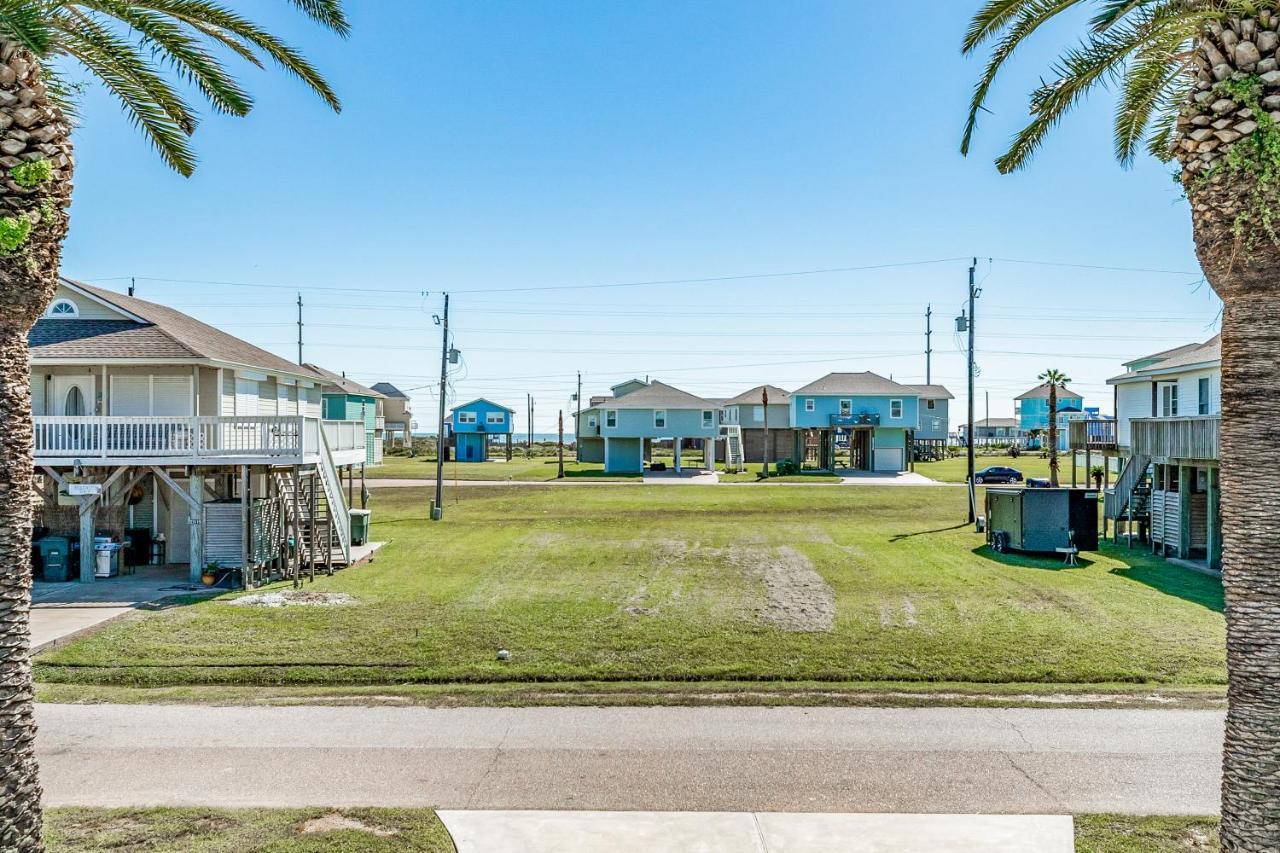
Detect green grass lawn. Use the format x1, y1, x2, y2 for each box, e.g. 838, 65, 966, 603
45, 808, 453, 852
372, 454, 634, 481
41, 809, 1218, 852
915, 454, 1079, 484
37, 484, 1225, 693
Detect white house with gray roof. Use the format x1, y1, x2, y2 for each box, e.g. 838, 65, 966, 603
29, 279, 368, 585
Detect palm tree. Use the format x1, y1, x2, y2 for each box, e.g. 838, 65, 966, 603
963, 3, 1280, 848
0, 3, 346, 848
1038, 369, 1071, 487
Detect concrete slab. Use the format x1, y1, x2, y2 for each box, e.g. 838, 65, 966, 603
643, 469, 720, 485
757, 813, 1074, 852
437, 811, 1075, 853
439, 810, 765, 853
836, 471, 943, 486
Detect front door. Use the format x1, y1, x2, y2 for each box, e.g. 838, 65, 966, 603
51, 375, 93, 415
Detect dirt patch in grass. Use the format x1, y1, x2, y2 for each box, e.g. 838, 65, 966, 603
731, 545, 834, 632
299, 811, 397, 837
879, 598, 918, 629
229, 591, 355, 608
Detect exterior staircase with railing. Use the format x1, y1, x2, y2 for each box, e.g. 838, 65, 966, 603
1106, 453, 1152, 545
720, 425, 745, 472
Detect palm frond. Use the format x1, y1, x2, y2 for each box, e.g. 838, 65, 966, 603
287, 0, 349, 37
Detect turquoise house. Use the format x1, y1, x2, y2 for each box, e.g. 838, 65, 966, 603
450, 398, 515, 462
306, 363, 385, 467
576, 380, 719, 474
1015, 381, 1085, 433
790, 372, 922, 472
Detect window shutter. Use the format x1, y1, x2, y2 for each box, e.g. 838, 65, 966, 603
111, 376, 151, 416
152, 376, 192, 416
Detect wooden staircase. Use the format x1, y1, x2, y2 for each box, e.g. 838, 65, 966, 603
274, 466, 348, 584
1106, 454, 1152, 546
720, 425, 745, 473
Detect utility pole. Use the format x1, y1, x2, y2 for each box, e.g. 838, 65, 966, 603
985, 391, 989, 440
557, 410, 565, 478
575, 371, 582, 463
296, 292, 304, 365
432, 293, 450, 521
964, 259, 980, 525
762, 386, 770, 478
925, 305, 933, 385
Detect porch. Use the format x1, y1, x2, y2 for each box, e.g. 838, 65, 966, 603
32, 415, 367, 468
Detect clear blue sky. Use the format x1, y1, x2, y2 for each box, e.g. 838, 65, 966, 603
60, 1, 1220, 432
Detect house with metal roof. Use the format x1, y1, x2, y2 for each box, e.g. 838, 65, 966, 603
305, 363, 385, 467
29, 279, 368, 585
576, 380, 719, 474
371, 382, 413, 448
448, 398, 515, 462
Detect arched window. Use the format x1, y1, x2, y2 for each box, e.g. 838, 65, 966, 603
47, 299, 78, 318
64, 386, 85, 416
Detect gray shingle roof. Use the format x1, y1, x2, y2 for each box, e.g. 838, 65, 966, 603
31, 279, 312, 377
29, 319, 198, 359
303, 363, 385, 398
1015, 382, 1084, 401
723, 385, 792, 406
371, 382, 408, 398
791, 372, 914, 397
605, 380, 713, 410
1109, 335, 1220, 382
903, 383, 954, 400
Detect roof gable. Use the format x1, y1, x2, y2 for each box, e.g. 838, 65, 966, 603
791, 372, 915, 397
450, 398, 515, 415
606, 380, 712, 410
1015, 382, 1084, 401
304, 363, 385, 398
724, 385, 792, 406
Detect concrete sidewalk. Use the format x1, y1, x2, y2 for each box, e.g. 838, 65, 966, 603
36, 704, 1222, 815
438, 810, 1074, 852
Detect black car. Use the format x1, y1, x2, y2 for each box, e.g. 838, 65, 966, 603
972, 466, 1023, 484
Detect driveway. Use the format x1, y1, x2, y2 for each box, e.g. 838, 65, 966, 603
36, 705, 1222, 815
835, 471, 945, 486
30, 565, 216, 652
643, 468, 720, 484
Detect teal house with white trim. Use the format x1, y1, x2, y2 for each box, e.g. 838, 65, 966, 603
576, 380, 719, 474
306, 363, 385, 467
450, 398, 515, 462
790, 372, 924, 472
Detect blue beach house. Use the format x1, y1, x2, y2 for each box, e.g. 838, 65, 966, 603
1015, 381, 1085, 433
576, 380, 719, 474
449, 398, 515, 462
790, 372, 924, 472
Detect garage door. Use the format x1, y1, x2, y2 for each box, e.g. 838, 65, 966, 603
873, 448, 904, 472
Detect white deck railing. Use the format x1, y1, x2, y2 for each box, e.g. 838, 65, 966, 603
33, 416, 365, 462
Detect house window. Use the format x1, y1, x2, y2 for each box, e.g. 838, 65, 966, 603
587, 415, 597, 428
702, 410, 714, 428
458, 412, 477, 424
1198, 377, 1211, 415
486, 412, 505, 425
839, 399, 852, 416
654, 410, 667, 429
605, 410, 617, 429
47, 298, 78, 318
890, 399, 903, 419
926, 399, 936, 410
1159, 382, 1178, 417
804, 398, 815, 412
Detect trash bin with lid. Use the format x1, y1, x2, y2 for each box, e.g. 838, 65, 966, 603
349, 509, 372, 546
36, 536, 71, 582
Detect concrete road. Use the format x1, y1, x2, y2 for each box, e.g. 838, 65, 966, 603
36, 705, 1221, 814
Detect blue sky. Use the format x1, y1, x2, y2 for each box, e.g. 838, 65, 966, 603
60, 1, 1220, 432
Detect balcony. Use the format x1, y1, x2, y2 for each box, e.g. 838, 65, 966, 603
1068, 418, 1118, 451
1131, 416, 1220, 463
32, 416, 367, 468
831, 412, 879, 427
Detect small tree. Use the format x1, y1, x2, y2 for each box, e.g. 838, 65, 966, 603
1038, 369, 1071, 488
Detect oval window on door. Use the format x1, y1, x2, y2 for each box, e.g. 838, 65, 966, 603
64, 386, 85, 416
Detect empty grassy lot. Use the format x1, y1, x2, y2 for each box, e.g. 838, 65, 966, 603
371, 454, 633, 481
37, 485, 1224, 693
914, 454, 1065, 483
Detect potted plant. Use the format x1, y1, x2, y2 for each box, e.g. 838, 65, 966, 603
1091, 466, 1105, 490
201, 561, 221, 587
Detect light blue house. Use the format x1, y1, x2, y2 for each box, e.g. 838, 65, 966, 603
1015, 381, 1085, 433
449, 398, 515, 462
576, 380, 719, 474
790, 372, 925, 472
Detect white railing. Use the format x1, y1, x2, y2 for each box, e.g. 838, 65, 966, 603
316, 426, 351, 563
33, 416, 366, 461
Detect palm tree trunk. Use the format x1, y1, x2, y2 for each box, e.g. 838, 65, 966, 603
1216, 294, 1280, 851
1047, 386, 1059, 487
0, 41, 72, 852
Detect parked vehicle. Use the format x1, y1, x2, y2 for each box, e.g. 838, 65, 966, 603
972, 466, 1023, 484
1026, 478, 1051, 488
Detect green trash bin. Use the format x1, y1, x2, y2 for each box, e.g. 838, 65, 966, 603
37, 536, 72, 582
349, 509, 372, 546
